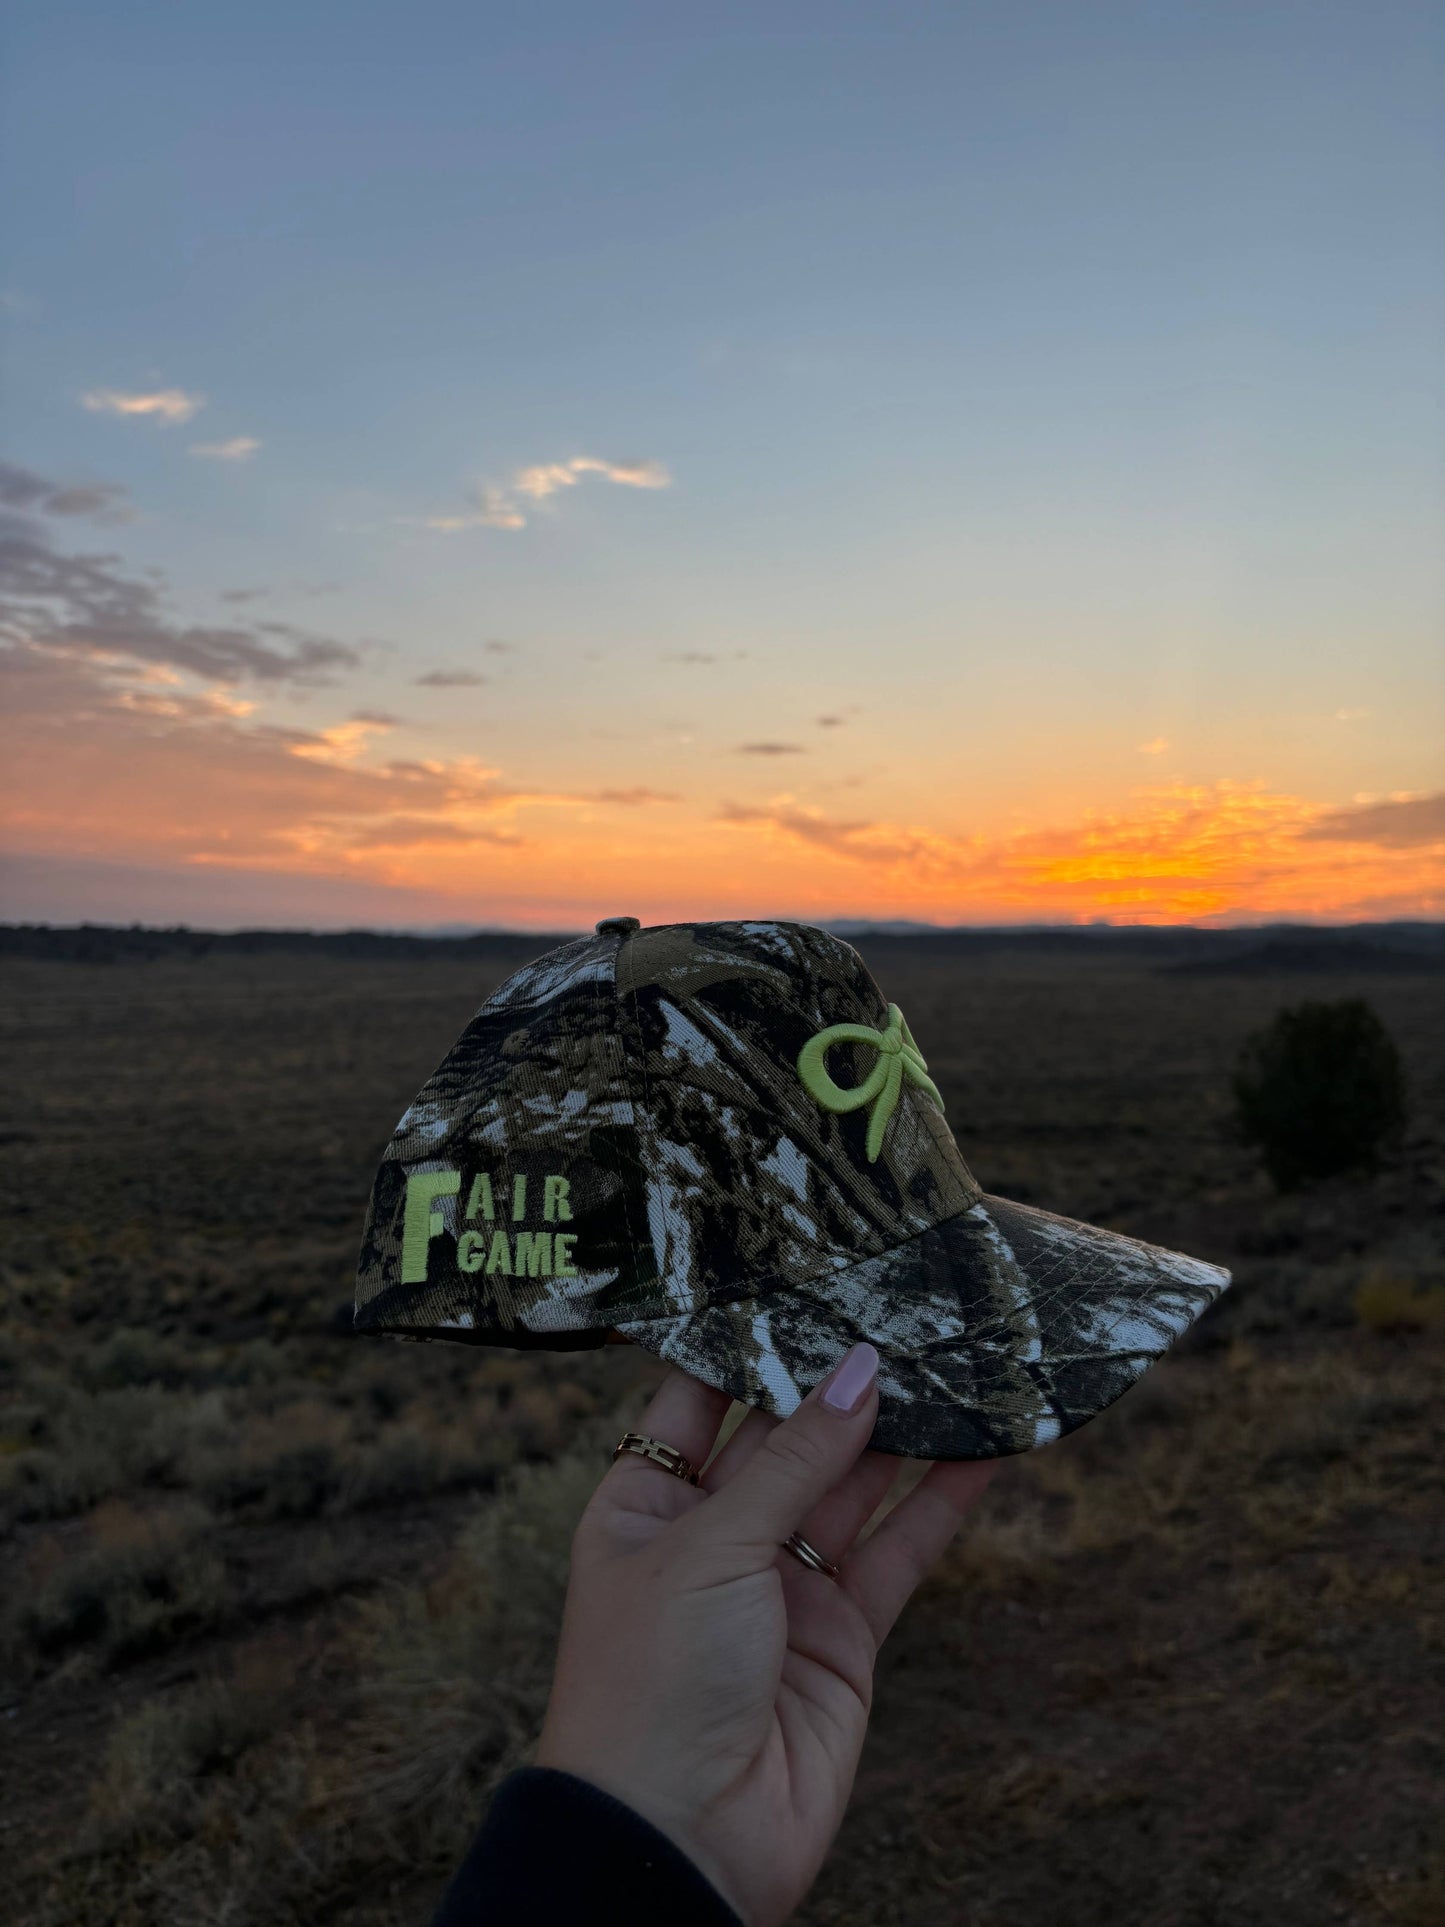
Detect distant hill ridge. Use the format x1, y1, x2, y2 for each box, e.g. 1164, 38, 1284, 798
1164, 933, 1445, 975
0, 925, 578, 966
1, 919, 1441, 969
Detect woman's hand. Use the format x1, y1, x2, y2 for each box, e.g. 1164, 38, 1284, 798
535, 1342, 996, 1926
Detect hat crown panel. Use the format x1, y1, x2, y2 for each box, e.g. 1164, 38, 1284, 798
623, 921, 978, 1314
355, 931, 662, 1338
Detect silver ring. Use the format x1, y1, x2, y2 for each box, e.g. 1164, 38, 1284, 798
781, 1530, 841, 1581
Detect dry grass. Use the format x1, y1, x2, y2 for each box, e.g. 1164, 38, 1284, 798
1353, 1265, 1445, 1334
1355, 1854, 1445, 1927
6, 1498, 227, 1678
45, 1434, 612, 1927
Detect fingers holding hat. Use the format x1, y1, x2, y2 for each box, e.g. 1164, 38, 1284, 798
604, 1366, 733, 1508
703, 1373, 902, 1571
700, 1404, 775, 1490
786, 1447, 902, 1570
842, 1457, 998, 1645
694, 1342, 881, 1567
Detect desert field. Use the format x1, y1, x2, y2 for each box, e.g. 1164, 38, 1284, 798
1, 931, 1441, 1927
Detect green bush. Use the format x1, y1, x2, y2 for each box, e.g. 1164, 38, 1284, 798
1232, 998, 1407, 1190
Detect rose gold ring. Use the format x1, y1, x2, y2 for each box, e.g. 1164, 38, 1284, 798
781, 1530, 841, 1581
612, 1432, 701, 1486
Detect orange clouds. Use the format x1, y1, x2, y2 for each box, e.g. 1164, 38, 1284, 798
3, 637, 1440, 926
0, 644, 666, 898
2, 630, 1439, 929
3, 458, 1439, 930
712, 784, 1444, 924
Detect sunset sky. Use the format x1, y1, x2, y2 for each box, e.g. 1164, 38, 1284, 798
2, 1, 1441, 931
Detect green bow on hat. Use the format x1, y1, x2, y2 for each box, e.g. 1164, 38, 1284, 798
796, 1002, 945, 1163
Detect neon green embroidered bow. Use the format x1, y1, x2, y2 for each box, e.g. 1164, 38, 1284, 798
795, 1003, 944, 1163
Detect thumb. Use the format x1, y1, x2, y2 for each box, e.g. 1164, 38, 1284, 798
699, 1342, 881, 1560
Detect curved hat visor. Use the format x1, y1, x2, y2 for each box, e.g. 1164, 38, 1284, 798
618, 1196, 1231, 1460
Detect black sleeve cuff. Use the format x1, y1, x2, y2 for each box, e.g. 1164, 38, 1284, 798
428, 1766, 745, 1927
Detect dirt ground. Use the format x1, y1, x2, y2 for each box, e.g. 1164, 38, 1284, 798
1, 933, 1441, 1926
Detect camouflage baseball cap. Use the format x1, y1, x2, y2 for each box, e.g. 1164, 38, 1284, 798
353, 917, 1230, 1459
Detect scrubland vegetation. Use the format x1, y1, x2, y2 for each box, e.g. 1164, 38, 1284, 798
1, 935, 1441, 1925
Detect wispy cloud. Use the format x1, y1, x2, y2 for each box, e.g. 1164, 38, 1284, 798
512, 457, 670, 501
719, 800, 908, 861
1301, 792, 1445, 849
190, 436, 260, 462
110, 671, 257, 724
414, 455, 672, 534
290, 715, 398, 766
81, 387, 204, 425
0, 460, 133, 524
591, 787, 681, 806
340, 815, 522, 851
0, 464, 360, 684
736, 741, 806, 756
419, 486, 526, 533
1138, 737, 1170, 755
414, 668, 488, 688
218, 580, 338, 605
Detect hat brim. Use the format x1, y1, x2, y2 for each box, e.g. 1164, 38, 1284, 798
615, 1197, 1231, 1460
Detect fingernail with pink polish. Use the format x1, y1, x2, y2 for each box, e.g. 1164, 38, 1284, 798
821, 1342, 880, 1414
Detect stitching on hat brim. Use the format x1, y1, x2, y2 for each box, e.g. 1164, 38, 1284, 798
614, 1195, 1229, 1459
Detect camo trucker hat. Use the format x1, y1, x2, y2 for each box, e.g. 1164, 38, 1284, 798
354, 917, 1230, 1459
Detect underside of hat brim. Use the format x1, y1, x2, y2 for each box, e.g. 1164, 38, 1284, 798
616, 1197, 1231, 1461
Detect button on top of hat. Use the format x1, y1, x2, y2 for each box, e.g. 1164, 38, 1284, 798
595, 916, 642, 937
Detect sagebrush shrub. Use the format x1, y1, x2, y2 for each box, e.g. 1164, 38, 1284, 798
1232, 998, 1406, 1190
1353, 1265, 1445, 1334
7, 1499, 226, 1673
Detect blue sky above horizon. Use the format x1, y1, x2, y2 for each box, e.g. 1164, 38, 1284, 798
2, 1, 1441, 928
